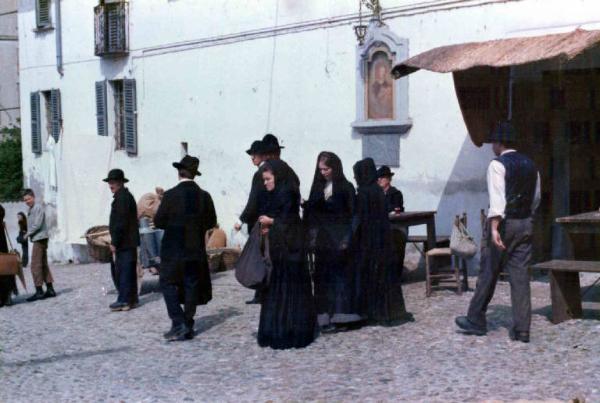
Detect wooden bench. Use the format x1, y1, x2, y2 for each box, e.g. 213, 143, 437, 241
531, 260, 600, 324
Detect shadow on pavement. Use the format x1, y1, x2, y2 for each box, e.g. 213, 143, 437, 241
193, 306, 242, 336
2, 346, 132, 368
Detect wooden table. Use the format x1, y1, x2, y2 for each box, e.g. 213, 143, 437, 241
533, 210, 600, 323
389, 211, 437, 251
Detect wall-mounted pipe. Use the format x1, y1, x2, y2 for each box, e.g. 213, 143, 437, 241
56, 0, 63, 76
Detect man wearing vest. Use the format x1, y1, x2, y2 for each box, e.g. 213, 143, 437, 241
455, 121, 540, 343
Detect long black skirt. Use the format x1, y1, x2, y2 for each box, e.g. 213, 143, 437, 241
314, 246, 362, 326
257, 256, 318, 350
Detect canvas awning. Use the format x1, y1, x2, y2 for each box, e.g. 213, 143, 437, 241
391, 29, 600, 146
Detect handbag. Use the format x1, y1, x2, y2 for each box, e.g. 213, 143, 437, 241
234, 222, 272, 290
450, 218, 478, 258
0, 222, 26, 289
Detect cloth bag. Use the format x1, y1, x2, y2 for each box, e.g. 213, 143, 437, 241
0, 223, 26, 289
450, 219, 478, 258
234, 223, 272, 290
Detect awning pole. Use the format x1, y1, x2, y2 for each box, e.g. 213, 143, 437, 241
508, 66, 514, 121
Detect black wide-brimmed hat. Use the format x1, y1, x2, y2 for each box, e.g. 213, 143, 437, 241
486, 121, 516, 144
262, 133, 285, 153
103, 168, 129, 183
246, 140, 265, 156
376, 165, 394, 178
173, 155, 201, 176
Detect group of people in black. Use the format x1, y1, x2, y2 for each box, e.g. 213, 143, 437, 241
236, 134, 413, 349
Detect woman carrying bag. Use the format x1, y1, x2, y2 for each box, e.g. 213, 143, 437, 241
255, 160, 317, 349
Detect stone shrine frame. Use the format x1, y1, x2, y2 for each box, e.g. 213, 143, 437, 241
352, 21, 411, 167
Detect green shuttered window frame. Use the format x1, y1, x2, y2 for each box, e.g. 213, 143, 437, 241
36, 0, 52, 29
30, 92, 42, 154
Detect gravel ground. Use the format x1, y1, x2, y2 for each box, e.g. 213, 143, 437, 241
1, 263, 599, 402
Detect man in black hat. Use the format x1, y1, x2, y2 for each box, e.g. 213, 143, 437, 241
377, 165, 407, 275
104, 169, 140, 311
154, 155, 216, 341
236, 140, 268, 304
261, 133, 300, 189
455, 121, 540, 343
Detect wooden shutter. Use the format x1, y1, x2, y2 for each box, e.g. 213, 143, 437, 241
94, 4, 105, 56
95, 81, 108, 136
36, 0, 51, 28
50, 89, 62, 142
123, 79, 137, 155
107, 3, 128, 53
30, 92, 42, 154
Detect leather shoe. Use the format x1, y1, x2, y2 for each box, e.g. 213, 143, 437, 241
245, 298, 260, 305
163, 326, 178, 339
110, 301, 131, 312
43, 288, 57, 299
509, 328, 530, 343
455, 316, 487, 336
165, 325, 192, 342
26, 290, 46, 302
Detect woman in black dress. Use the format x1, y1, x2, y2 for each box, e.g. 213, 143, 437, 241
17, 212, 29, 268
256, 160, 317, 349
352, 158, 413, 326
304, 151, 361, 332
0, 204, 18, 307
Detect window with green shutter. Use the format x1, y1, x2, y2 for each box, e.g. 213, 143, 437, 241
94, 1, 128, 57
95, 81, 108, 136
123, 79, 137, 155
49, 89, 62, 142
98, 79, 137, 155
30, 92, 42, 154
36, 0, 52, 29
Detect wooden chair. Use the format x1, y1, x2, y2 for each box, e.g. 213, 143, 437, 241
425, 213, 470, 297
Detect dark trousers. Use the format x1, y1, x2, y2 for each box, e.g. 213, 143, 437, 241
160, 261, 199, 328
467, 218, 533, 333
115, 248, 138, 304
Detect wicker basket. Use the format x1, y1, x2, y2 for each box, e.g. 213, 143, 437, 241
85, 225, 113, 263
221, 248, 241, 270
207, 250, 224, 273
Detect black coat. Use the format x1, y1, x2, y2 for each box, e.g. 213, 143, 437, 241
239, 169, 263, 231
0, 204, 7, 253
154, 181, 216, 304
240, 159, 300, 231
385, 186, 404, 213
109, 187, 140, 251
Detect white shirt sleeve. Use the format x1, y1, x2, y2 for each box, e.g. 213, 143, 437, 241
531, 172, 541, 214
487, 160, 506, 219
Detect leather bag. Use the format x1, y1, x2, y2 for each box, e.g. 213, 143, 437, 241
0, 222, 26, 289
234, 222, 272, 290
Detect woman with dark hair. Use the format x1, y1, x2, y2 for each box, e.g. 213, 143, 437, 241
0, 204, 18, 307
304, 151, 361, 332
17, 212, 29, 267
352, 158, 413, 326
256, 160, 317, 349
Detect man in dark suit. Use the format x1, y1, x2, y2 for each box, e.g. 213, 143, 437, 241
236, 140, 267, 304
261, 133, 300, 189
104, 169, 140, 312
154, 155, 217, 342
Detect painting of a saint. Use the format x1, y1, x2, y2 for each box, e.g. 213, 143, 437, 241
367, 50, 394, 120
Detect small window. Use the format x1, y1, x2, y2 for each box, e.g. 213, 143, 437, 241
94, 1, 129, 57
96, 79, 137, 155
36, 0, 52, 29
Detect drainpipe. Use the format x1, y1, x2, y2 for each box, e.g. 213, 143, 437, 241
55, 0, 64, 76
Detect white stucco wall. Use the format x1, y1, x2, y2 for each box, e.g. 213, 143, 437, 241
0, 0, 19, 128
17, 0, 600, 262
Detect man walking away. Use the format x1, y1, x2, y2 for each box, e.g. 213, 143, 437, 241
155, 155, 217, 342
455, 121, 540, 343
23, 189, 56, 302
104, 169, 140, 312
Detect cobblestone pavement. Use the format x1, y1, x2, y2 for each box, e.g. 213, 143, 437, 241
1, 263, 599, 402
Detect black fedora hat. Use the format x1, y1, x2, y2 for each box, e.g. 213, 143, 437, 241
103, 168, 129, 183
262, 133, 285, 153
376, 165, 394, 178
173, 155, 201, 176
486, 121, 516, 144
246, 140, 265, 156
